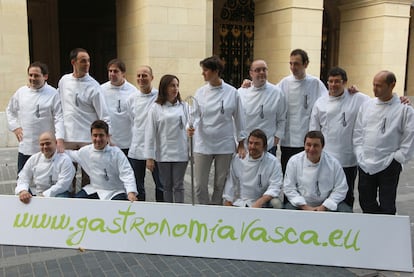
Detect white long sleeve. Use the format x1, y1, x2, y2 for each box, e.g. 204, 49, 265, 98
66, 144, 137, 200
283, 151, 348, 211
223, 152, 283, 207
128, 88, 158, 160
144, 101, 188, 162
193, 80, 247, 154
15, 152, 75, 197
277, 74, 328, 147
58, 73, 111, 143
309, 91, 370, 167
353, 94, 414, 174
238, 81, 286, 150
6, 83, 64, 155
101, 80, 138, 149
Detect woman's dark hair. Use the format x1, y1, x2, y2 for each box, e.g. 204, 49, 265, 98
155, 74, 181, 105
199, 56, 224, 75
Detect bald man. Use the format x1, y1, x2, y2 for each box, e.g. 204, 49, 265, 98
238, 60, 286, 155
16, 132, 75, 204
127, 65, 164, 201
354, 70, 414, 215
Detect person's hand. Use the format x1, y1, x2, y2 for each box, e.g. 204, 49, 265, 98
56, 139, 65, 153
187, 127, 195, 137
274, 137, 279, 147
400, 96, 411, 105
315, 205, 328, 212
237, 142, 246, 159
108, 134, 115, 146
348, 85, 359, 94
299, 204, 316, 211
13, 128, 23, 142
127, 192, 137, 202
241, 79, 252, 88
19, 190, 32, 204
223, 200, 233, 206
146, 159, 155, 172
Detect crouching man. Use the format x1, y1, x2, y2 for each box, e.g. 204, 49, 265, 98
223, 129, 283, 208
283, 130, 351, 212
16, 132, 75, 204
66, 120, 138, 201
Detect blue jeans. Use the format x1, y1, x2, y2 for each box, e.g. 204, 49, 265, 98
129, 158, 164, 201
17, 152, 31, 173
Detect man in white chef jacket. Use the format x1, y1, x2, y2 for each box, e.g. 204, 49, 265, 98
6, 62, 64, 173
67, 120, 138, 201
101, 58, 138, 156
16, 132, 75, 204
238, 60, 286, 156
353, 70, 414, 215
223, 129, 283, 208
283, 131, 351, 212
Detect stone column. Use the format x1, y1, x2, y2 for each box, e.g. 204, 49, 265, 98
338, 0, 411, 96
116, 0, 212, 97
406, 7, 414, 97
254, 0, 324, 83
0, 0, 30, 147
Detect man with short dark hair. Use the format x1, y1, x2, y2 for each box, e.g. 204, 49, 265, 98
277, 49, 328, 174
66, 120, 137, 201
101, 58, 138, 156
223, 129, 283, 208
283, 131, 350, 212
310, 67, 370, 208
354, 70, 414, 215
6, 62, 64, 172
58, 48, 111, 189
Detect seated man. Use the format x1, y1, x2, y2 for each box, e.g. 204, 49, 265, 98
66, 120, 137, 201
16, 132, 75, 204
283, 130, 351, 212
223, 129, 283, 208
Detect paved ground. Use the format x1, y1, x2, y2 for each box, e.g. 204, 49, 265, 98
0, 147, 413, 276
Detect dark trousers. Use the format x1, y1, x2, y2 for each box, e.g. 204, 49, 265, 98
268, 146, 277, 157
343, 166, 358, 208
281, 146, 304, 204
121, 148, 129, 157
358, 159, 402, 215
17, 152, 31, 173
281, 146, 304, 175
75, 190, 127, 200
129, 158, 164, 201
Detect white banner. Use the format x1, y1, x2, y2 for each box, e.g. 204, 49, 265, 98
0, 195, 412, 272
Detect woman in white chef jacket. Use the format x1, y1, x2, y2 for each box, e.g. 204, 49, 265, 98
188, 56, 247, 205
145, 75, 188, 203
